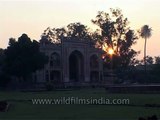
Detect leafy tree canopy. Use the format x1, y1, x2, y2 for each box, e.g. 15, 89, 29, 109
41, 22, 92, 43
4, 34, 48, 80
92, 8, 139, 68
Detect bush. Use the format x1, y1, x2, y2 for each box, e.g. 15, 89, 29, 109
0, 101, 8, 112
0, 73, 10, 88
138, 115, 158, 120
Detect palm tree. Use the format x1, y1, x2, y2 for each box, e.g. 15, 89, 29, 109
140, 25, 152, 73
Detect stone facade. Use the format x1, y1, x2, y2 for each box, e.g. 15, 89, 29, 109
36, 37, 103, 86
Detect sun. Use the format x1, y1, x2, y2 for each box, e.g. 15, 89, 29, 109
102, 43, 114, 57
108, 48, 114, 55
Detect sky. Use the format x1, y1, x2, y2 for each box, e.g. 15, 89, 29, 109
0, 0, 160, 59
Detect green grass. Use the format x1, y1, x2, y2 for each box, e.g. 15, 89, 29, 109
0, 88, 160, 120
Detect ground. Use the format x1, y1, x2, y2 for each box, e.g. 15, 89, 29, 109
0, 88, 160, 120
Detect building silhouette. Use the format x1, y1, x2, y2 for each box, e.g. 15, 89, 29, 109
36, 37, 103, 86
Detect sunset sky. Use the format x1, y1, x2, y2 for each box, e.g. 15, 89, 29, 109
0, 0, 160, 59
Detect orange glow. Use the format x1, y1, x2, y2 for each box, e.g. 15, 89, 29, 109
108, 48, 114, 55
102, 43, 114, 56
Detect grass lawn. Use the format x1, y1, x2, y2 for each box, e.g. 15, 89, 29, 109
0, 88, 160, 120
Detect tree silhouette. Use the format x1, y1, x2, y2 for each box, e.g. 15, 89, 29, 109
42, 22, 92, 43
4, 34, 48, 82
145, 56, 153, 65
66, 22, 91, 40
92, 8, 138, 68
0, 48, 4, 67
140, 25, 152, 72
42, 27, 66, 43
155, 56, 160, 64
0, 48, 10, 87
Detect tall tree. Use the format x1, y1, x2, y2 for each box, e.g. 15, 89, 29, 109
4, 34, 48, 81
92, 8, 138, 68
140, 25, 152, 72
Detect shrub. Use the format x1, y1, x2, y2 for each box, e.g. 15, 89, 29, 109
0, 101, 8, 112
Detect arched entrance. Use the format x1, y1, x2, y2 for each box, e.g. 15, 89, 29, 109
69, 50, 84, 82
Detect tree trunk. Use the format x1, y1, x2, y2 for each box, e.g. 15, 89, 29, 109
144, 37, 147, 73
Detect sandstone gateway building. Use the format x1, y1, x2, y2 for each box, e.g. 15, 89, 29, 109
35, 37, 103, 86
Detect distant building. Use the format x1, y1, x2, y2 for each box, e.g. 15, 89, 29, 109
35, 37, 103, 86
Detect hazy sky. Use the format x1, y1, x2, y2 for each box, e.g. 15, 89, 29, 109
0, 0, 160, 59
